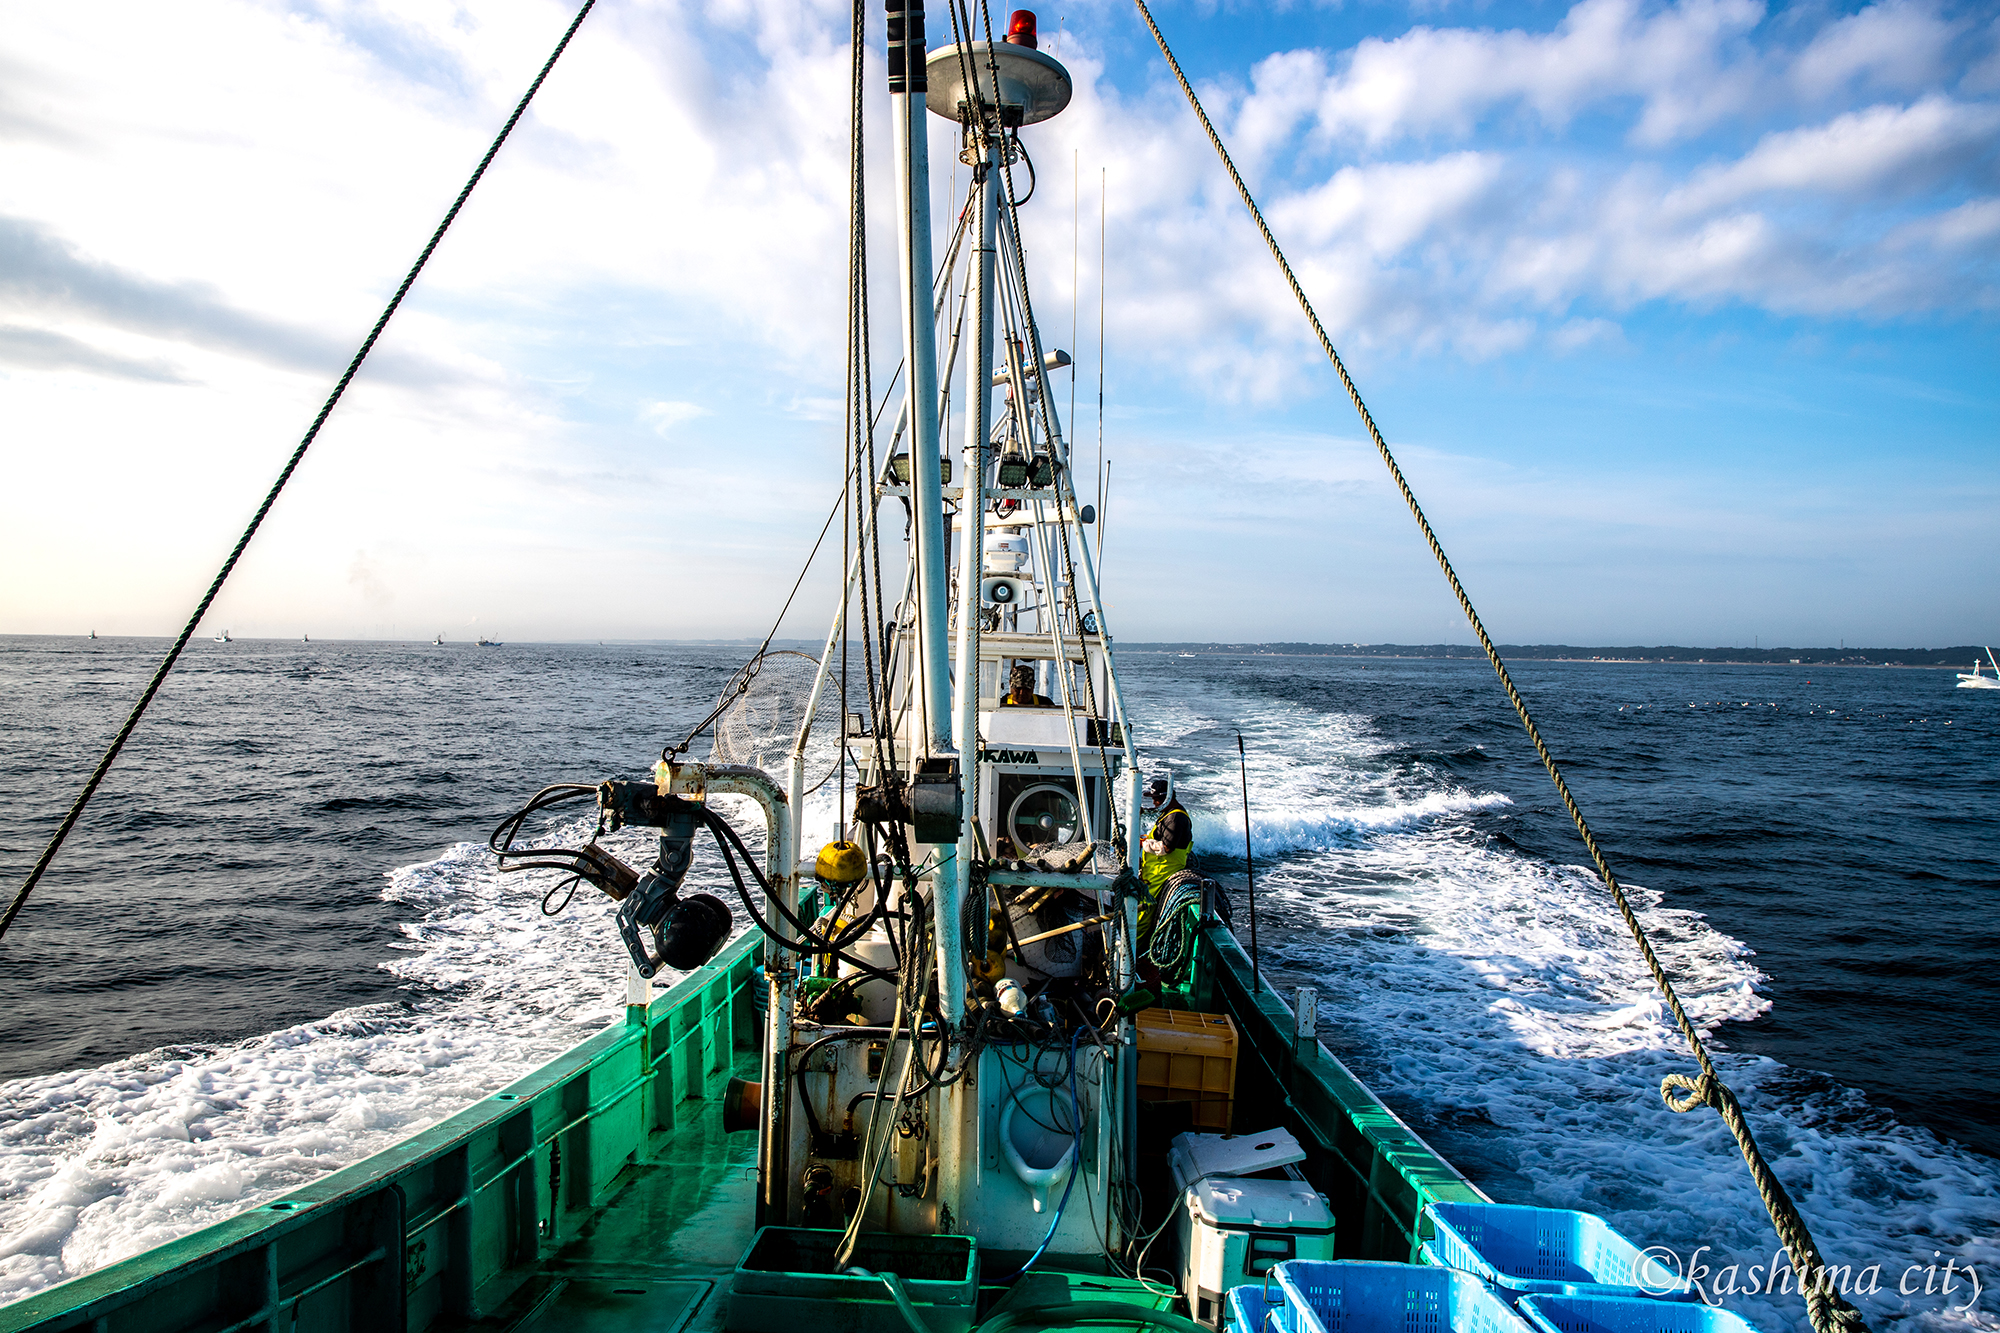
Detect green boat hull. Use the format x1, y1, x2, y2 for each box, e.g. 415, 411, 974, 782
1, 920, 1482, 1333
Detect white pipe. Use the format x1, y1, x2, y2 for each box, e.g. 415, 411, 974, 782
653, 759, 797, 1206
941, 141, 1000, 1026
656, 762, 791, 891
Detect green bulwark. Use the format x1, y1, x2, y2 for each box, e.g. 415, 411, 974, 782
0, 935, 761, 1333
2, 917, 1485, 1333
1188, 922, 1488, 1262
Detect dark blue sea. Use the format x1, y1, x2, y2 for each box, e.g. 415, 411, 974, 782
1, 636, 1995, 1327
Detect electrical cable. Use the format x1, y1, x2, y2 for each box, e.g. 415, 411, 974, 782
0, 0, 601, 944
834, 892, 929, 1268
702, 807, 897, 978
1006, 134, 1036, 206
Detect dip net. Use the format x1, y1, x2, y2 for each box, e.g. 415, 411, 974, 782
708, 649, 845, 792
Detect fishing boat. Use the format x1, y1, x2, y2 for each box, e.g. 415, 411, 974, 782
211, 629, 231, 643
477, 638, 503, 648
1955, 649, 2000, 689
0, 8, 1873, 1333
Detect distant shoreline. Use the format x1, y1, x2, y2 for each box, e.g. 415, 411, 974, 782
5, 634, 1986, 671
1123, 643, 1988, 669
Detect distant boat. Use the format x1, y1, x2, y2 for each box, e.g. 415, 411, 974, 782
434, 633, 444, 645
476, 638, 502, 647
88, 630, 96, 640
1956, 647, 2000, 690
212, 630, 230, 643
303, 633, 310, 643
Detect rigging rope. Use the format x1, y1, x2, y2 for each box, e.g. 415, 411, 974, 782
0, 0, 600, 944
847, 0, 893, 789
1131, 6, 1868, 1331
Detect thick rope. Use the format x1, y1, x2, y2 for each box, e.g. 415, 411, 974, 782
0, 0, 599, 944
1132, 6, 1866, 1330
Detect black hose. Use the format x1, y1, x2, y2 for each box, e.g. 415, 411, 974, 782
1008, 134, 1036, 206
703, 808, 898, 980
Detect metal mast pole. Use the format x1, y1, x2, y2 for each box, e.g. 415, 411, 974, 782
947, 115, 1000, 1025
888, 0, 952, 758
891, 0, 967, 1032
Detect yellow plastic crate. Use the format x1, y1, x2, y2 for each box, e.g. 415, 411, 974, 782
1135, 1008, 1238, 1131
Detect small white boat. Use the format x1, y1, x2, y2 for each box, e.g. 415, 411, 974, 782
1957, 647, 2000, 689
212, 630, 231, 643
433, 633, 444, 645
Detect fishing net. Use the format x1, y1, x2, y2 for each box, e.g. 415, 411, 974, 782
708, 649, 846, 792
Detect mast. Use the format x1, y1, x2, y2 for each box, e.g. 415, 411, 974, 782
946, 60, 1001, 1027
888, 0, 952, 757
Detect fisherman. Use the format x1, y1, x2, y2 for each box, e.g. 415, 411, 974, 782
1000, 660, 1055, 707
1137, 774, 1193, 945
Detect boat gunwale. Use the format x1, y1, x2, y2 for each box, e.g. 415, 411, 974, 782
0, 932, 762, 1332
1196, 919, 1488, 1258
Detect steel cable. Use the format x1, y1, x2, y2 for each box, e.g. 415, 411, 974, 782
0, 0, 599, 943
1132, 5, 1868, 1330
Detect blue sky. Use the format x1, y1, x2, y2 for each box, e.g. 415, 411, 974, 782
1, 0, 1994, 646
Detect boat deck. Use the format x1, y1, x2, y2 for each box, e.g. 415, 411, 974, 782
484, 1050, 761, 1332
2, 921, 1484, 1333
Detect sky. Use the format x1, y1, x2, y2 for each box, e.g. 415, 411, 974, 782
1, 0, 1995, 647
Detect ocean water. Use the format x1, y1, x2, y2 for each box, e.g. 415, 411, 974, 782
1, 636, 1996, 1331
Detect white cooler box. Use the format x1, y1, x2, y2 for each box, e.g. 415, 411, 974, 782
1176, 1174, 1335, 1328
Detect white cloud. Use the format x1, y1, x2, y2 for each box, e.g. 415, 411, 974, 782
1792, 0, 1965, 101
1271, 152, 1507, 256
1551, 316, 1625, 352
640, 399, 708, 434
1890, 195, 2000, 250
1671, 96, 2000, 211
0, 0, 1993, 643
1274, 0, 1768, 148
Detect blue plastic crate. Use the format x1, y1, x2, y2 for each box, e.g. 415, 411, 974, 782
1228, 1283, 1294, 1333
1422, 1204, 1694, 1303
1274, 1260, 1529, 1333
1516, 1293, 1764, 1333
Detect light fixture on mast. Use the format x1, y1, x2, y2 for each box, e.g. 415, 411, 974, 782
924, 17, 1074, 128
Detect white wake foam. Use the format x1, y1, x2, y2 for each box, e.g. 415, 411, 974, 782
0, 820, 738, 1304
1120, 673, 1999, 1333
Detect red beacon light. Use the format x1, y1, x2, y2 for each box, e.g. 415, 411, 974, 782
1004, 9, 1039, 48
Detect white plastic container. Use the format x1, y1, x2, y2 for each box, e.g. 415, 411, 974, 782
1177, 1176, 1335, 1329
1169, 1129, 1307, 1192
835, 933, 900, 1023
